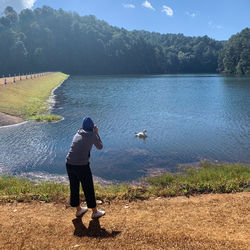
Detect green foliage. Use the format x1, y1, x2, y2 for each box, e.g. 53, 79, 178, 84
0, 6, 225, 75
30, 114, 62, 122
0, 163, 249, 203
218, 28, 250, 75
0, 176, 69, 203
147, 162, 250, 196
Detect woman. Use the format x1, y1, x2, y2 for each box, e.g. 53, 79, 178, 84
66, 117, 105, 219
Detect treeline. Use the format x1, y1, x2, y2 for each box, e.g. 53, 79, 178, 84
218, 28, 250, 75
0, 6, 249, 75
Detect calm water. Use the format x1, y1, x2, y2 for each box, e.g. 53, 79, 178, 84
0, 75, 249, 181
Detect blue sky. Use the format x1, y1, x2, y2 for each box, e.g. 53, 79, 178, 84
1, 0, 250, 40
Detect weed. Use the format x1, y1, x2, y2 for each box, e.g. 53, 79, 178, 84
0, 163, 249, 203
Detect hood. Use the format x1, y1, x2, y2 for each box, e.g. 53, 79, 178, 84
82, 117, 94, 132
78, 129, 93, 136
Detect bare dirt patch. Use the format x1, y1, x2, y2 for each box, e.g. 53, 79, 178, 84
0, 112, 24, 127
0, 192, 249, 249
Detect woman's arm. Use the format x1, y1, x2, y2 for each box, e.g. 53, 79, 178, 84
93, 125, 103, 150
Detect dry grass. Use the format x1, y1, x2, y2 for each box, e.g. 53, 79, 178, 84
0, 72, 68, 119
0, 192, 249, 249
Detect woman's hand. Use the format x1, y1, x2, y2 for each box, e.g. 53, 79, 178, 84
94, 125, 99, 134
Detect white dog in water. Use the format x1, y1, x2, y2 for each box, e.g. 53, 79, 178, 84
135, 129, 147, 138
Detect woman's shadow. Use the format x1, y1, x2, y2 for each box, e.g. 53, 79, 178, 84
72, 217, 121, 238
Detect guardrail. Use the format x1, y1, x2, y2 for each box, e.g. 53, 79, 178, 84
0, 72, 53, 85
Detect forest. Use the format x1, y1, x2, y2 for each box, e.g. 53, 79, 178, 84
0, 6, 249, 75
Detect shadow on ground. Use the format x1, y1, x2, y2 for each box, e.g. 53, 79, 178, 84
72, 217, 121, 238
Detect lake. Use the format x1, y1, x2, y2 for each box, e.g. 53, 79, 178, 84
0, 75, 249, 181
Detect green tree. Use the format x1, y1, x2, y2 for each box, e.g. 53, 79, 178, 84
218, 28, 250, 75
1, 5, 248, 76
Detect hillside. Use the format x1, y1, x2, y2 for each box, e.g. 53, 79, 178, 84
0, 6, 223, 75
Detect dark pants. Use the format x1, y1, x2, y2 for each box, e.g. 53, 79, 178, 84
66, 163, 97, 208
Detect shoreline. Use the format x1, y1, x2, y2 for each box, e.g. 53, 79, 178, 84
47, 74, 70, 113
0, 162, 249, 203
17, 171, 113, 186
0, 112, 26, 128
0, 161, 249, 188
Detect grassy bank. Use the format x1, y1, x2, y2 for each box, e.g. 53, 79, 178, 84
0, 72, 69, 122
0, 162, 249, 203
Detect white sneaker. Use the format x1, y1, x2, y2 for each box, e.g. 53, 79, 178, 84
91, 210, 105, 219
76, 206, 88, 217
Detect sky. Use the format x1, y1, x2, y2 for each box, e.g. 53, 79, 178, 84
0, 0, 249, 40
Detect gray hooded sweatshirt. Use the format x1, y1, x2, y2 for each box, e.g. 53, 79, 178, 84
66, 129, 103, 166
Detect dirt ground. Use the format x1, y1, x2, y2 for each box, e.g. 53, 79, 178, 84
0, 192, 249, 250
0, 112, 24, 127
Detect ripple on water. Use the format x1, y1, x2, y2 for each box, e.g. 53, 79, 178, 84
0, 75, 250, 181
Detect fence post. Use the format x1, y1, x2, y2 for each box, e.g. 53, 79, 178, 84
3, 75, 7, 85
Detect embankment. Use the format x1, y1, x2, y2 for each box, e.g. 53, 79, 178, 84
0, 72, 69, 127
